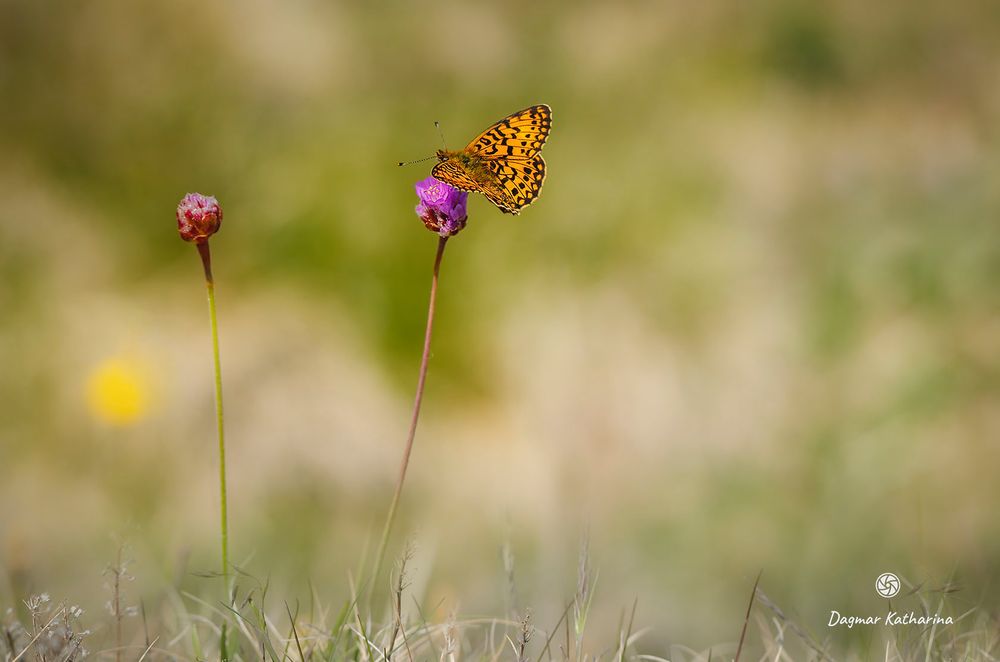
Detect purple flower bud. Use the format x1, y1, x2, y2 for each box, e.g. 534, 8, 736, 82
415, 177, 468, 238
177, 193, 222, 243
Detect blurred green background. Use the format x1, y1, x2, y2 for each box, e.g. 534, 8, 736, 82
1, 0, 998, 653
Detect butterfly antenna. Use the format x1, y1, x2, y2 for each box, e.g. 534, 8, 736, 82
435, 121, 447, 150
397, 155, 436, 167
396, 119, 448, 166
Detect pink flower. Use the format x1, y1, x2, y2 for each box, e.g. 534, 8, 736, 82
415, 177, 468, 237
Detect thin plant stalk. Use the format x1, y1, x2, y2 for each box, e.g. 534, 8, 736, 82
113, 546, 123, 662
197, 241, 229, 582
370, 235, 448, 597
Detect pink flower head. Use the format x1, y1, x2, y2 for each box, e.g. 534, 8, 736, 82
415, 177, 468, 237
177, 193, 222, 243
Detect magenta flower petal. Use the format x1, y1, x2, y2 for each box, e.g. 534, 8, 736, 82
414, 177, 468, 238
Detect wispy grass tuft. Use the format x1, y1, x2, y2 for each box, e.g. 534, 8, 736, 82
3, 547, 998, 662
2, 595, 89, 662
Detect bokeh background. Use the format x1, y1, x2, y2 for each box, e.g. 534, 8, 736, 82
1, 0, 998, 654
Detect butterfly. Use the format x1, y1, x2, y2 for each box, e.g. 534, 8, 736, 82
431, 104, 552, 215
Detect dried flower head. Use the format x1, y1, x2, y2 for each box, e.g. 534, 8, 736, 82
415, 177, 468, 237
177, 193, 222, 243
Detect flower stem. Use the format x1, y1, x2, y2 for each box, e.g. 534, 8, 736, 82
198, 241, 228, 582
370, 235, 448, 598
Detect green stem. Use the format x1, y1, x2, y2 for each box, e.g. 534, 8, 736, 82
370, 235, 448, 599
198, 241, 228, 582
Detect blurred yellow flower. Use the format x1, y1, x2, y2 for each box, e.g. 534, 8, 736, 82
85, 356, 152, 426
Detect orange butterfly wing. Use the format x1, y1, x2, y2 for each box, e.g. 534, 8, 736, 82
482, 154, 546, 213
468, 104, 552, 160
430, 159, 480, 193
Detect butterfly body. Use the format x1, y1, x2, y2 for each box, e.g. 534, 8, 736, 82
435, 149, 493, 183
431, 104, 552, 215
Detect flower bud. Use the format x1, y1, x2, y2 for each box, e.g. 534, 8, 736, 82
177, 193, 222, 243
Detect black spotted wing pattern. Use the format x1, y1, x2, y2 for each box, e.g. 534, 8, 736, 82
430, 159, 480, 193
483, 154, 546, 214
469, 104, 552, 160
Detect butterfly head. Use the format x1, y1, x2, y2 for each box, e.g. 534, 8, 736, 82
436, 149, 463, 162
436, 150, 472, 167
